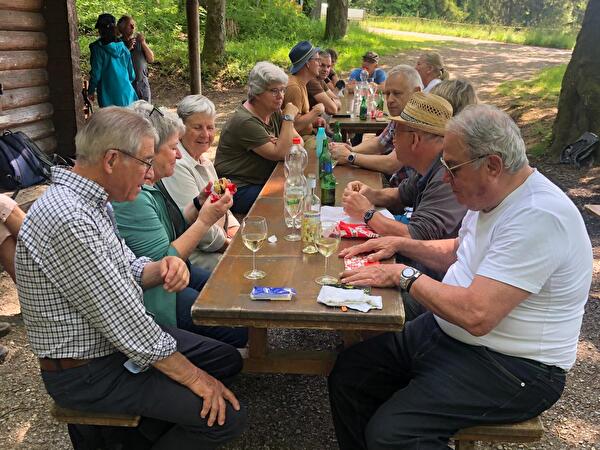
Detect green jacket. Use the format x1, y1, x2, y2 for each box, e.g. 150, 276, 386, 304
112, 183, 187, 326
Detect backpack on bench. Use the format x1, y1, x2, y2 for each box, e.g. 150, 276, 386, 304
0, 130, 61, 191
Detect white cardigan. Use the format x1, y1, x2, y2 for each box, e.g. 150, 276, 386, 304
161, 142, 239, 253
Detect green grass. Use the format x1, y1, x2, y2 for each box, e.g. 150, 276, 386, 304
497, 64, 567, 156
363, 16, 578, 49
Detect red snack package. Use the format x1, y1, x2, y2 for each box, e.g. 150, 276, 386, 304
203, 178, 237, 203
338, 221, 379, 239
344, 255, 380, 271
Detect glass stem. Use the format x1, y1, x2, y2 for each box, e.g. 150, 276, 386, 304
252, 250, 257, 273
324, 255, 329, 276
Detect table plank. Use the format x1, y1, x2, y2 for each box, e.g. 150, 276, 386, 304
584, 204, 600, 218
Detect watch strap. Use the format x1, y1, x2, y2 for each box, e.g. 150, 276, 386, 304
363, 208, 376, 224
406, 271, 422, 293
282, 114, 295, 121
193, 196, 202, 211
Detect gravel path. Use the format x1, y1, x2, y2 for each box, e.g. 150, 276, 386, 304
1, 32, 598, 449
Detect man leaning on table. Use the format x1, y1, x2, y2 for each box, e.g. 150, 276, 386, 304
15, 107, 246, 449
329, 104, 593, 450
342, 92, 467, 283
330, 65, 423, 179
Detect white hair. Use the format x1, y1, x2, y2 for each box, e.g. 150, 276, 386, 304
176, 95, 216, 122
447, 104, 528, 173
387, 64, 423, 90
247, 61, 288, 100
129, 100, 185, 151
75, 106, 157, 164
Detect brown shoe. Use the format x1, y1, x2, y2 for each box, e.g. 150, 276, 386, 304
0, 322, 10, 338
0, 345, 7, 364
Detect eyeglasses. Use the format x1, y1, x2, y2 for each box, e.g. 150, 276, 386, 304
268, 88, 287, 97
440, 154, 488, 179
149, 105, 164, 117
111, 148, 154, 175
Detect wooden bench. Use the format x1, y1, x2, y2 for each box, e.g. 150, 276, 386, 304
51, 403, 141, 428
584, 204, 600, 218
453, 416, 543, 449
4, 184, 48, 212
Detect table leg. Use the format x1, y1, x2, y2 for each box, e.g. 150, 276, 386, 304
248, 327, 267, 359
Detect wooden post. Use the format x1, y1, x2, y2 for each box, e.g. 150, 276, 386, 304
186, 0, 201, 94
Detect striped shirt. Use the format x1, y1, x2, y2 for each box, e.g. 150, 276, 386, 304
15, 167, 176, 368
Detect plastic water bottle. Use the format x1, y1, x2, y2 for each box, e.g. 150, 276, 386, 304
315, 127, 326, 158
284, 137, 308, 229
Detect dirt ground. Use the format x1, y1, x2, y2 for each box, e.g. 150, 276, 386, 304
1, 33, 598, 449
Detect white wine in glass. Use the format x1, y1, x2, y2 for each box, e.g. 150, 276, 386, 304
315, 222, 341, 285
242, 216, 267, 280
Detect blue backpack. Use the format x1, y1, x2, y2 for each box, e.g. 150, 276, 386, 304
0, 130, 55, 191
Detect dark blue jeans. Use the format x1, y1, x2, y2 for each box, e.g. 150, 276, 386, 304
176, 265, 248, 348
328, 312, 566, 450
231, 184, 263, 215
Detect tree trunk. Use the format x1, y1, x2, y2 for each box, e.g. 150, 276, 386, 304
550, 0, 600, 160
186, 0, 201, 94
311, 0, 323, 20
201, 0, 226, 68
324, 0, 348, 40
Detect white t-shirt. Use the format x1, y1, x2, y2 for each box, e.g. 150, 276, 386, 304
423, 78, 442, 93
435, 170, 592, 370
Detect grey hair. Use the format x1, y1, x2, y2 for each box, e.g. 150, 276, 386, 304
386, 64, 423, 90
247, 61, 288, 101
431, 79, 478, 115
447, 104, 528, 173
176, 95, 216, 123
129, 100, 185, 151
75, 106, 157, 164
318, 50, 331, 60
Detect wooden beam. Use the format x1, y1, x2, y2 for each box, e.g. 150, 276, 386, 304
186, 0, 201, 94
10, 118, 55, 140
0, 102, 53, 128
0, 30, 47, 50
0, 0, 43, 11
0, 10, 45, 31
0, 50, 47, 70
0, 68, 47, 90
1, 85, 50, 109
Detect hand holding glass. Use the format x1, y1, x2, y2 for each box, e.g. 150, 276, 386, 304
315, 222, 341, 285
242, 216, 267, 279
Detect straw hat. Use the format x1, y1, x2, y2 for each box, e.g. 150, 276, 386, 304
390, 92, 453, 136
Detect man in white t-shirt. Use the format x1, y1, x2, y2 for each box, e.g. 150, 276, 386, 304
329, 104, 593, 449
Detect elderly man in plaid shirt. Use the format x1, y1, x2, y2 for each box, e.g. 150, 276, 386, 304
15, 107, 246, 449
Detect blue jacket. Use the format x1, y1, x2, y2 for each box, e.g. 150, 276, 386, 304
88, 39, 138, 107
349, 67, 387, 84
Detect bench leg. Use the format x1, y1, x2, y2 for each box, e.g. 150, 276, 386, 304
455, 440, 476, 450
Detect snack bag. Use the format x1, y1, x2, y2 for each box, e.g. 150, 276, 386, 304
203, 177, 237, 203
338, 221, 379, 239
343, 255, 380, 271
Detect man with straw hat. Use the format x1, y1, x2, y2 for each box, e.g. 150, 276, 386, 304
330, 104, 591, 449
342, 92, 467, 280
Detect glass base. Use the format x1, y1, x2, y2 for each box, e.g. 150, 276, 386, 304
315, 274, 339, 285
284, 233, 301, 242
302, 244, 318, 254
244, 269, 266, 280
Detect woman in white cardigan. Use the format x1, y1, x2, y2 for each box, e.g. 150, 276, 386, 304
162, 95, 240, 271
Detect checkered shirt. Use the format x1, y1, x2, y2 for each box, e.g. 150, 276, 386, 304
15, 167, 176, 368
377, 120, 396, 155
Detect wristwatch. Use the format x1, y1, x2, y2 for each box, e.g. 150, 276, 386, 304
282, 114, 295, 121
399, 266, 422, 292
363, 208, 376, 224
347, 152, 356, 164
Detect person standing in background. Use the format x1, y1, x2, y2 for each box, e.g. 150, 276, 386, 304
118, 15, 155, 103
416, 51, 449, 93
88, 13, 138, 107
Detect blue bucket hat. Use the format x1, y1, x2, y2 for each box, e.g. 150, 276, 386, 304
289, 41, 320, 75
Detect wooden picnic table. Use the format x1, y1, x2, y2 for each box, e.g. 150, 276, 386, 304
192, 150, 404, 375
331, 95, 389, 141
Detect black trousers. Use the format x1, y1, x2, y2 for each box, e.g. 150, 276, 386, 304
328, 312, 566, 450
42, 326, 247, 449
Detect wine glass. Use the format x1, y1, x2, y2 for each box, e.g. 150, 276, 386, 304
241, 216, 267, 279
284, 186, 304, 241
315, 221, 341, 285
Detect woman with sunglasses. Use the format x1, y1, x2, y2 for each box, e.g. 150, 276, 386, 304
215, 61, 300, 214
112, 101, 247, 348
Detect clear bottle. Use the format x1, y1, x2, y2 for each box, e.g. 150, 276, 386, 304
284, 137, 307, 229
301, 174, 321, 254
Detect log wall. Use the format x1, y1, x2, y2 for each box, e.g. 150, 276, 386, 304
0, 0, 83, 158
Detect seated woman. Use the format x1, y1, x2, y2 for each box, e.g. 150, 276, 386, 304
112, 101, 247, 347
161, 95, 239, 271
214, 61, 300, 215
415, 51, 449, 93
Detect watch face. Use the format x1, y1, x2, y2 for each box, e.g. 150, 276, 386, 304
402, 267, 416, 278
348, 154, 355, 163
